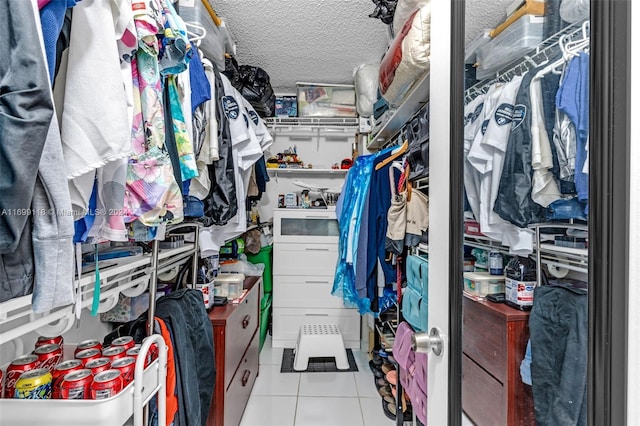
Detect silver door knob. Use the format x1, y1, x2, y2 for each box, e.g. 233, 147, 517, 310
411, 327, 444, 356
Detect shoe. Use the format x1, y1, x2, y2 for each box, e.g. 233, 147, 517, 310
386, 370, 398, 386
369, 360, 384, 378
378, 385, 392, 398
375, 377, 388, 388
381, 362, 396, 375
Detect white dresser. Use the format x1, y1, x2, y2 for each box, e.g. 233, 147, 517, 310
271, 207, 361, 348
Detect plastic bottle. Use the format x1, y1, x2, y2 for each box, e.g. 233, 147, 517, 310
504, 256, 537, 311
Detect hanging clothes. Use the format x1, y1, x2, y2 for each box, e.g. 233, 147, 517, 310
556, 52, 590, 214
0, 0, 55, 303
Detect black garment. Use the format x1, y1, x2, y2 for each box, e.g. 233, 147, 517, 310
493, 71, 546, 227
203, 71, 238, 225
529, 284, 588, 426
247, 156, 269, 202
0, 0, 54, 254
105, 289, 215, 426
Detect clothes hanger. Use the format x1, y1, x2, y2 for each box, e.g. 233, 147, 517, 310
375, 139, 408, 170
185, 21, 207, 45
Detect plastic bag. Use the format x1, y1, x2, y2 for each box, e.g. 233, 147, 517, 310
393, 0, 430, 34
559, 0, 589, 24
219, 258, 265, 277
353, 63, 380, 118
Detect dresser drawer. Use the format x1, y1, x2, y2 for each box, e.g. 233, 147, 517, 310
272, 307, 360, 348
273, 243, 338, 276
462, 298, 506, 383
273, 275, 344, 308
223, 286, 259, 390
224, 333, 259, 426
463, 353, 505, 426
273, 209, 339, 244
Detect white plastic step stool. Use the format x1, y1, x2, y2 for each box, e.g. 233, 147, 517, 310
294, 324, 349, 371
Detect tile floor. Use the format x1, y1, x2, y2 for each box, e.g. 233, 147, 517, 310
240, 336, 476, 426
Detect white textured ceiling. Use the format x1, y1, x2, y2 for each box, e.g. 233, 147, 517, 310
211, 0, 391, 93
202, 0, 513, 93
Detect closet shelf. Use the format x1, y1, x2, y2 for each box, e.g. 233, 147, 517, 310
0, 244, 196, 345
266, 168, 348, 174
367, 71, 431, 151
265, 117, 358, 131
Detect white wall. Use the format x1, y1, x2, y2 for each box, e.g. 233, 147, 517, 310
628, 1, 640, 420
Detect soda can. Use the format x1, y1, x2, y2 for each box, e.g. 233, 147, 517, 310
34, 343, 63, 372
86, 357, 111, 376
35, 335, 64, 349
5, 354, 39, 398
15, 368, 52, 399
75, 348, 102, 366
142, 336, 159, 362
91, 369, 123, 400
111, 336, 135, 352
111, 356, 136, 386
0, 369, 3, 398
52, 359, 84, 398
74, 339, 102, 357
102, 345, 126, 362
59, 369, 93, 400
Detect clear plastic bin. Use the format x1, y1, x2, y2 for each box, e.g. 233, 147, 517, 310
476, 15, 545, 80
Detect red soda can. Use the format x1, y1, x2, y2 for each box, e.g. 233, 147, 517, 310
74, 339, 102, 357
52, 359, 83, 398
142, 336, 159, 362
91, 369, 123, 399
125, 345, 149, 368
111, 356, 136, 386
111, 336, 135, 352
86, 357, 111, 376
102, 346, 126, 362
0, 369, 3, 398
34, 343, 63, 372
59, 369, 93, 399
35, 335, 64, 349
4, 354, 39, 398
75, 348, 102, 366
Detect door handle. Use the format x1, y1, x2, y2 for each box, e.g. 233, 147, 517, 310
304, 280, 330, 284
412, 327, 444, 356
305, 248, 330, 251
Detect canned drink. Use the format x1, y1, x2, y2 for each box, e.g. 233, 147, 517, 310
111, 336, 135, 351
91, 369, 123, 400
142, 336, 159, 362
75, 348, 102, 366
74, 339, 102, 357
34, 343, 63, 372
0, 369, 3, 398
59, 369, 93, 400
15, 368, 52, 399
52, 359, 84, 398
35, 335, 64, 349
102, 345, 126, 362
5, 354, 39, 398
111, 357, 136, 386
86, 357, 111, 376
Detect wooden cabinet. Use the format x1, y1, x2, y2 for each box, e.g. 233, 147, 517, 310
462, 297, 535, 426
207, 276, 261, 426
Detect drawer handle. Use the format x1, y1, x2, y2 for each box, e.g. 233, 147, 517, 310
242, 315, 251, 328
305, 248, 330, 251
305, 313, 329, 316
304, 215, 329, 219
241, 370, 251, 386
305, 280, 330, 284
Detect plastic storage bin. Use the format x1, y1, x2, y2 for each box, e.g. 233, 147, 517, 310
463, 272, 505, 297
213, 274, 245, 299
246, 245, 273, 293
296, 83, 356, 117
476, 15, 545, 80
